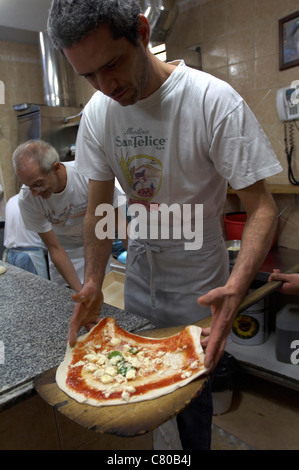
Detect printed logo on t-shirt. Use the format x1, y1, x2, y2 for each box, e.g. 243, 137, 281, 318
118, 154, 163, 210
46, 202, 87, 226
115, 128, 165, 211
116, 127, 167, 150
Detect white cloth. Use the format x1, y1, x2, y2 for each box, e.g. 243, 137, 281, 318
4, 195, 45, 249
4, 195, 48, 279
19, 161, 121, 285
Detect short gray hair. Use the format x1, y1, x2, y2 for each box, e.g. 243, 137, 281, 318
13, 140, 59, 174
47, 0, 142, 51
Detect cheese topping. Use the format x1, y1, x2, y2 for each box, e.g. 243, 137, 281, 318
73, 328, 201, 403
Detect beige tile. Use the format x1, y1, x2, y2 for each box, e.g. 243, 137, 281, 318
255, 20, 278, 58
201, 37, 228, 70
255, 54, 278, 89
206, 66, 229, 83
179, 5, 202, 48
256, 0, 289, 25
227, 0, 255, 34
228, 29, 255, 65
228, 60, 255, 93
252, 89, 280, 135
201, 2, 228, 42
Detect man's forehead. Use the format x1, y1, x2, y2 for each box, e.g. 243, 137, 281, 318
62, 25, 122, 74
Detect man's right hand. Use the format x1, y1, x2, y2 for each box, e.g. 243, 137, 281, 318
68, 282, 103, 346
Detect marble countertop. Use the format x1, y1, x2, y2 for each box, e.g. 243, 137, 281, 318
0, 261, 153, 411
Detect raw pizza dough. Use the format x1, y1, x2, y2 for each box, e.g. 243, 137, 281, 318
56, 317, 209, 407
0, 266, 7, 275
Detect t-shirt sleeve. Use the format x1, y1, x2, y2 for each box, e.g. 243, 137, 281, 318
75, 93, 115, 181
18, 191, 52, 234
209, 100, 282, 190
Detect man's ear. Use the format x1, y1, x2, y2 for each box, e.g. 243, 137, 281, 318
137, 14, 150, 47
52, 162, 60, 173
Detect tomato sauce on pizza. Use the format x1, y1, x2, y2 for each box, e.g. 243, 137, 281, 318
56, 317, 208, 407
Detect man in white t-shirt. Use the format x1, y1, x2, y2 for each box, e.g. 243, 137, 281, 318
13, 140, 124, 292
4, 194, 49, 279
47, 0, 282, 450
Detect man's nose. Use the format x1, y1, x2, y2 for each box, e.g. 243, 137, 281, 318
94, 71, 117, 97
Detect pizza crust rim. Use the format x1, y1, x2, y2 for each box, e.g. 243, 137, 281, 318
56, 318, 209, 407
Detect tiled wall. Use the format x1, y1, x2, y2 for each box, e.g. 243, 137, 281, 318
166, 0, 299, 249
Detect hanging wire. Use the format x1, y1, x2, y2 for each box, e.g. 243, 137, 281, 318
284, 121, 299, 185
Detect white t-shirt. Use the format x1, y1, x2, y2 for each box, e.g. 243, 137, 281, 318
19, 161, 89, 250
75, 61, 282, 227
74, 61, 283, 325
4, 194, 45, 249
18, 161, 122, 285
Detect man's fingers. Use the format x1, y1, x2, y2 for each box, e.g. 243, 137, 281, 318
72, 292, 87, 303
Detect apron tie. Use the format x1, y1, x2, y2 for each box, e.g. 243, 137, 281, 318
130, 240, 161, 310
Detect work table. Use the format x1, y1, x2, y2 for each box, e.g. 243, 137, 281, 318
0, 262, 153, 412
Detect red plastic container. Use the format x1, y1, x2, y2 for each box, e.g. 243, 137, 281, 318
224, 212, 247, 240
224, 212, 276, 249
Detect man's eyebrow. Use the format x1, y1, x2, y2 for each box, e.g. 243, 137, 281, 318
79, 56, 119, 77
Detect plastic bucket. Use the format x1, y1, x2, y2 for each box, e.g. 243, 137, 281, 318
223, 212, 247, 240
224, 212, 276, 249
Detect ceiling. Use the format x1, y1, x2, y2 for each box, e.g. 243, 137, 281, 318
0, 0, 52, 43
0, 0, 52, 32
0, 0, 187, 44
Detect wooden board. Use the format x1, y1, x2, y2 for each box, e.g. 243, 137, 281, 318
34, 316, 211, 438
35, 367, 209, 437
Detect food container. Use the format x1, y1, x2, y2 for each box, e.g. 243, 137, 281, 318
231, 307, 268, 346
225, 240, 241, 263
224, 212, 247, 240
275, 304, 299, 364
212, 353, 239, 415
224, 212, 276, 250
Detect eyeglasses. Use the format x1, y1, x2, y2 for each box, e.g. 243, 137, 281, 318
28, 168, 53, 193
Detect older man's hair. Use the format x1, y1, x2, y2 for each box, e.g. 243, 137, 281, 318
12, 140, 59, 174
47, 0, 142, 52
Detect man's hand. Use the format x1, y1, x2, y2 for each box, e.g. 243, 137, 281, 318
68, 282, 103, 346
198, 286, 241, 370
269, 269, 299, 296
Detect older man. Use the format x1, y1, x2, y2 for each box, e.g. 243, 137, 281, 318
13, 139, 123, 292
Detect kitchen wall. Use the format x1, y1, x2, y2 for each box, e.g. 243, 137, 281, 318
0, 38, 94, 217
166, 0, 299, 249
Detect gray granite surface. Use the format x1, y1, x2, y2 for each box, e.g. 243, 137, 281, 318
0, 262, 153, 410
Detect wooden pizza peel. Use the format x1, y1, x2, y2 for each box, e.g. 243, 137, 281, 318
34, 265, 299, 437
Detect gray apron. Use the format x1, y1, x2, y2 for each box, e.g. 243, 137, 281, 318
124, 216, 229, 328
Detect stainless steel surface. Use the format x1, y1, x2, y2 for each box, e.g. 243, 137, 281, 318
39, 32, 76, 107
141, 0, 178, 45
14, 103, 82, 161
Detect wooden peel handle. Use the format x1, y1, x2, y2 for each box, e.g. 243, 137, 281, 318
238, 262, 299, 313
